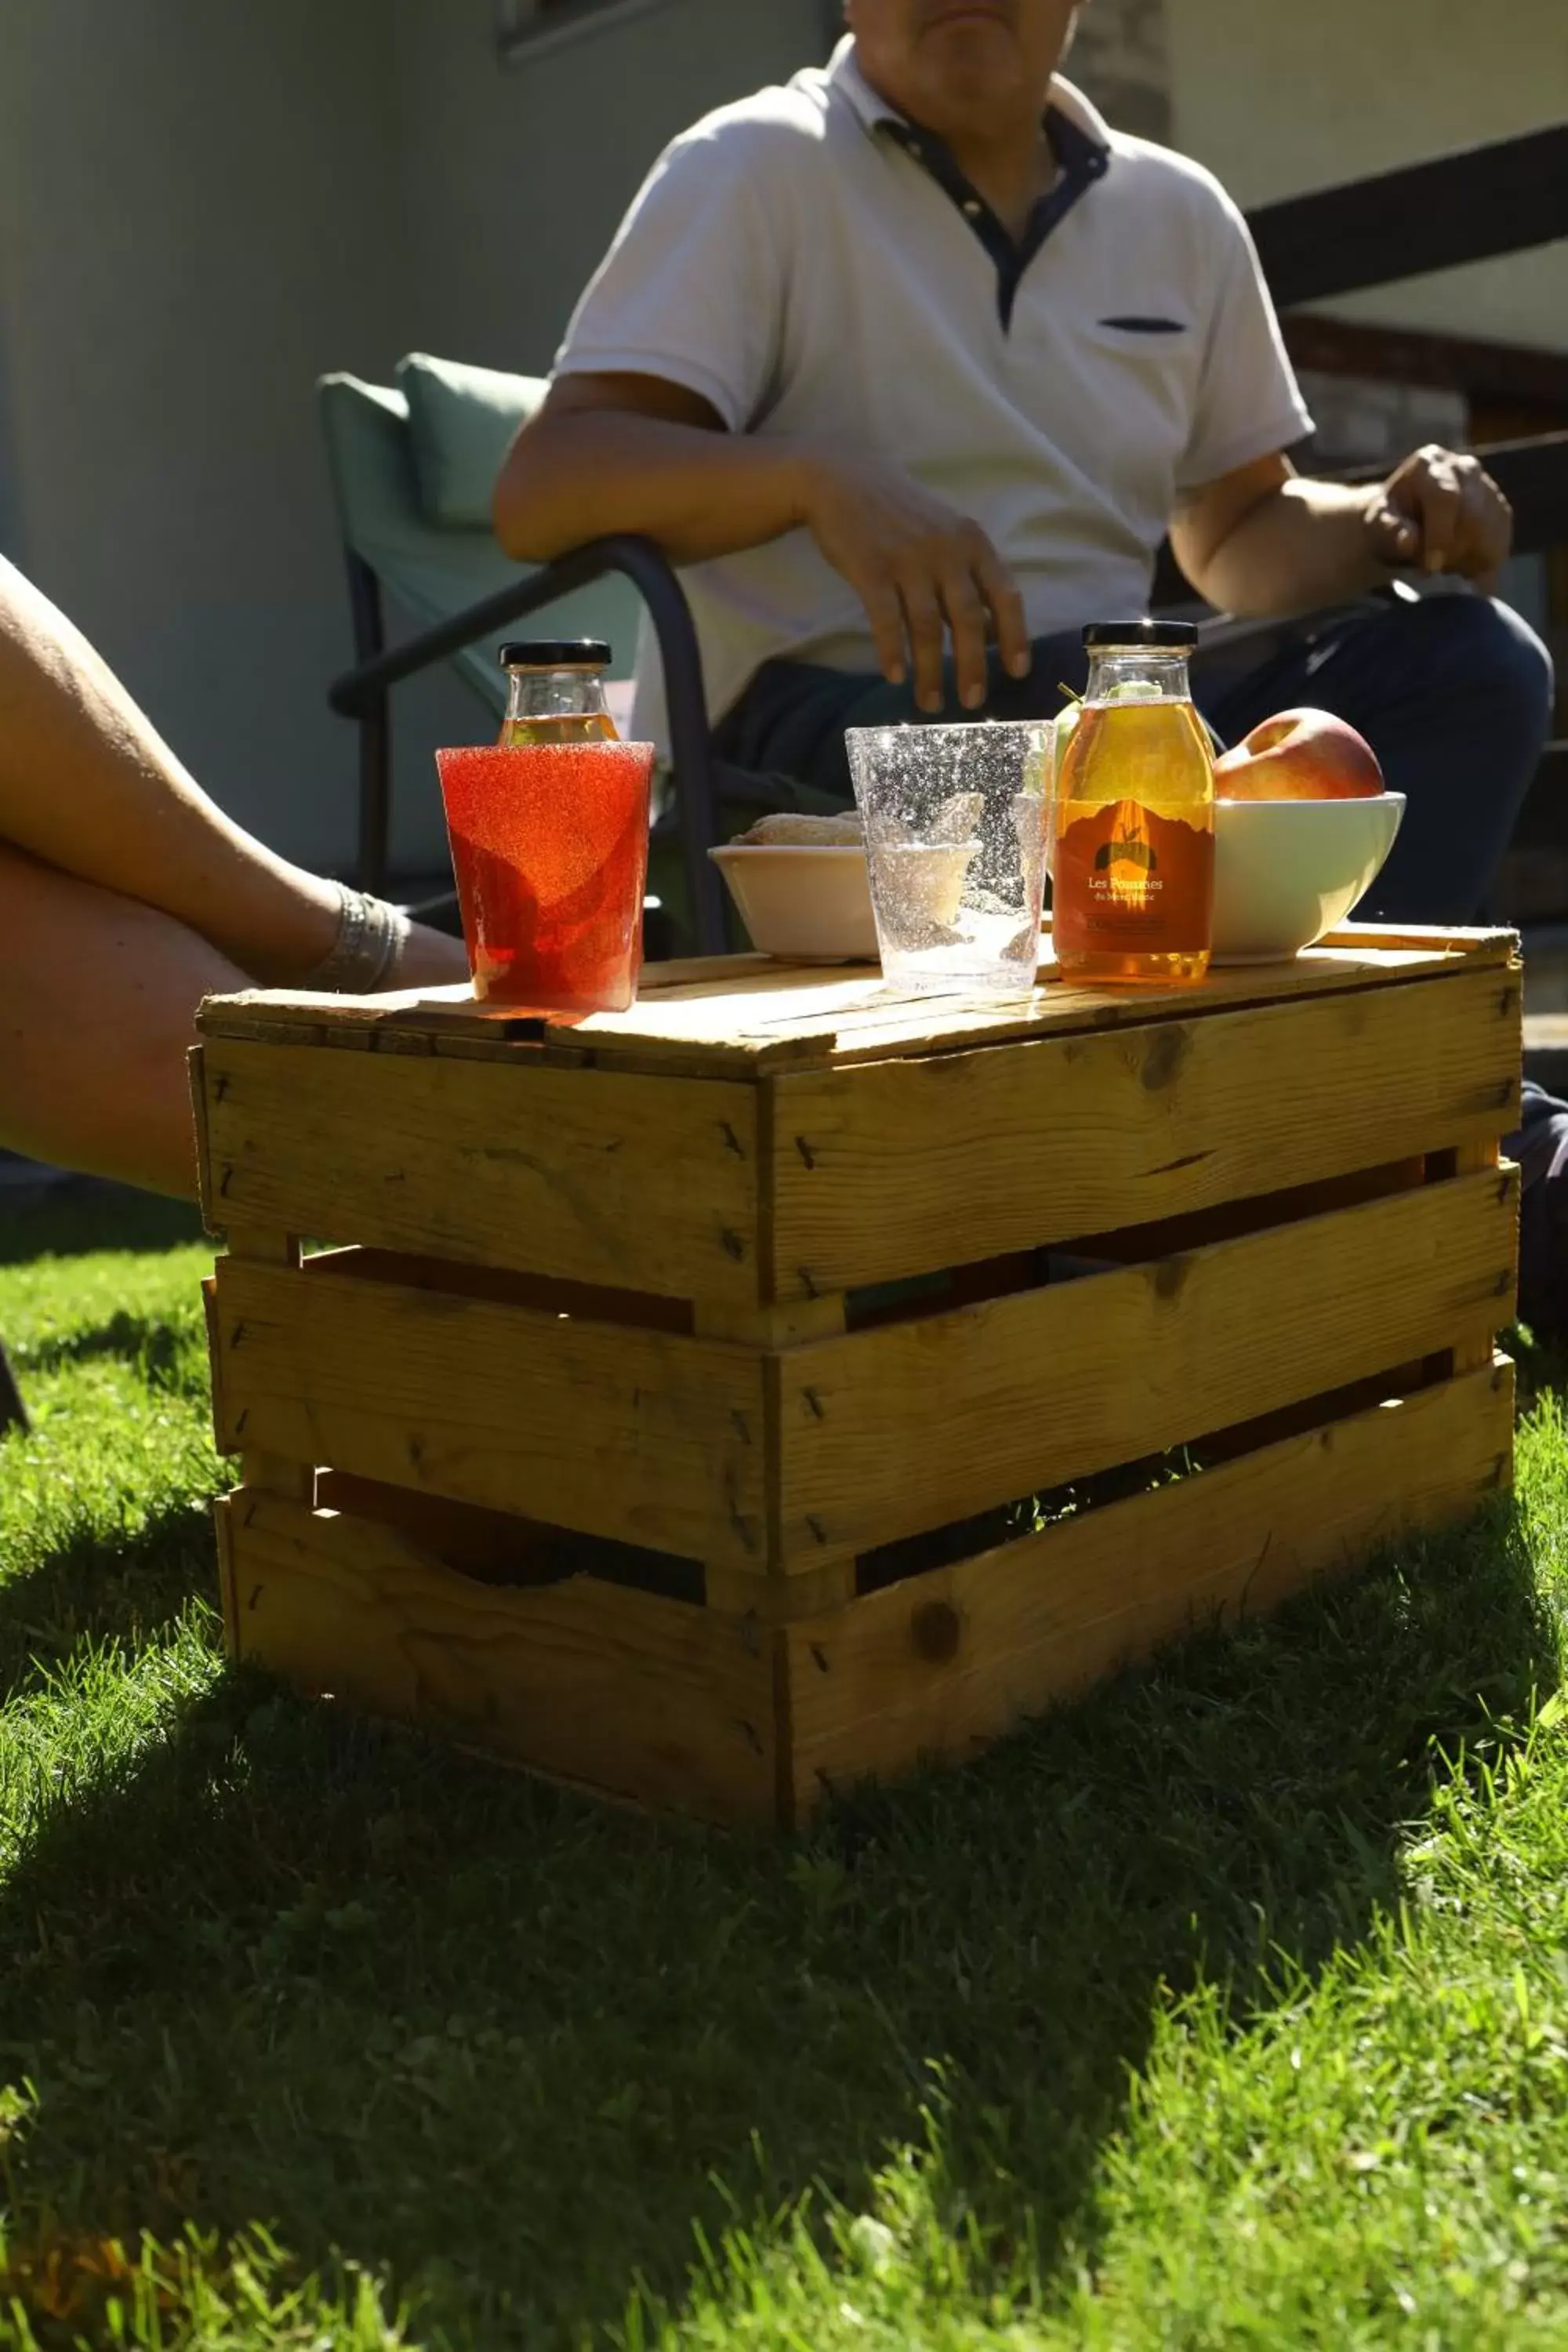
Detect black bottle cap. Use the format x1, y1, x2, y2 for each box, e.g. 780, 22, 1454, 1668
1081, 619, 1200, 651
497, 638, 611, 667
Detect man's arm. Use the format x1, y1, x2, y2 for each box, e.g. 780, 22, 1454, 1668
493, 372, 1031, 714
1171, 445, 1514, 619
492, 372, 816, 567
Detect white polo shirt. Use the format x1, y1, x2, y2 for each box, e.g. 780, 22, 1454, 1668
553, 36, 1313, 747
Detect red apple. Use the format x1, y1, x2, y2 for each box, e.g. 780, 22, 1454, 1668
1213, 708, 1385, 800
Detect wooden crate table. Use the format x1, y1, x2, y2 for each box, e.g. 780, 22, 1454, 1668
192, 923, 1523, 1828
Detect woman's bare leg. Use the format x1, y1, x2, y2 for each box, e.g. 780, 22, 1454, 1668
0, 844, 241, 1198
0, 554, 463, 990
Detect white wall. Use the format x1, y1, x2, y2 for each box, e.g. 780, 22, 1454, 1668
1166, 0, 1568, 351
0, 0, 831, 879
387, 0, 833, 374
1, 2, 422, 872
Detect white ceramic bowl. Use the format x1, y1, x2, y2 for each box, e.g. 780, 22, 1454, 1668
713, 793, 1406, 969
709, 843, 879, 963
1211, 792, 1406, 964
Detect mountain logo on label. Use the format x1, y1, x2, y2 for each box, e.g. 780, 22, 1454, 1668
1094, 833, 1157, 874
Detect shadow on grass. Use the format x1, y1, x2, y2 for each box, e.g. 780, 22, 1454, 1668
0, 1491, 217, 1711
0, 1185, 205, 1269
0, 1492, 1555, 2347
1509, 1319, 1568, 1414
14, 1312, 203, 1389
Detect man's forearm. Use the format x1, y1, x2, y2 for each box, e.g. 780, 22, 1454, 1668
493, 411, 818, 566
1191, 477, 1388, 619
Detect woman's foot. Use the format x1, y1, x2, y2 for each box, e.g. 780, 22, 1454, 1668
287, 884, 469, 995
387, 916, 470, 992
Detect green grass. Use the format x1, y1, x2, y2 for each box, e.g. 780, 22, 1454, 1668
2, 1192, 1568, 2350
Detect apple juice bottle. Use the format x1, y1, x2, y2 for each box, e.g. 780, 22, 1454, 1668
498, 639, 619, 746
1053, 620, 1214, 985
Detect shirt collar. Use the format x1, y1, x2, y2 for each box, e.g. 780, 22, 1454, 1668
826, 31, 1116, 158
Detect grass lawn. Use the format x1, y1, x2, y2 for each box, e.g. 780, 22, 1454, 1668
2, 1192, 1567, 2349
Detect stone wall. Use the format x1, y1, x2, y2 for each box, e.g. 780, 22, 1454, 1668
1294, 372, 1468, 474
1066, 0, 1171, 143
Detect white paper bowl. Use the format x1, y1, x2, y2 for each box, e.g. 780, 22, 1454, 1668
1211, 793, 1406, 964
709, 843, 879, 963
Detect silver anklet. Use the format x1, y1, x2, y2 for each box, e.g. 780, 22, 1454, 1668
302, 882, 412, 993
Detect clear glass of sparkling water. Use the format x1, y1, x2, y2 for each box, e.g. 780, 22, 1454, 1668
845, 720, 1054, 998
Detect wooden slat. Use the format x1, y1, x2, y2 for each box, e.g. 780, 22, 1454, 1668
694, 1297, 847, 1346
1448, 1139, 1507, 1375
212, 1493, 239, 1654
224, 1229, 313, 1512
225, 1228, 302, 1267
768, 960, 1519, 1296
211, 1258, 770, 1568
705, 1561, 858, 1620
198, 1036, 762, 1302
637, 951, 775, 994
240, 1451, 318, 1504
197, 928, 1517, 1080
783, 1357, 1514, 1817
1247, 125, 1568, 310
1280, 314, 1568, 416
1316, 921, 1515, 958
621, 932, 1518, 1073
773, 1166, 1517, 1565
188, 1043, 216, 1236
799, 935, 1518, 1073
219, 1492, 778, 1824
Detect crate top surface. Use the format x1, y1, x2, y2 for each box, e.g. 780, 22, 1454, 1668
197, 923, 1518, 1080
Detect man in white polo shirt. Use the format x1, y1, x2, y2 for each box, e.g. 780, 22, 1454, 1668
494, 0, 1552, 925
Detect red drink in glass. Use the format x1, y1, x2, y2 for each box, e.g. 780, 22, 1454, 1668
435, 740, 653, 1012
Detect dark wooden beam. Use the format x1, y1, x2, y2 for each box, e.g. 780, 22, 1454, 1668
1247, 125, 1568, 310
1280, 314, 1568, 418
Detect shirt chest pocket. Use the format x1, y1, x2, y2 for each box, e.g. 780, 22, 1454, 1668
1019, 308, 1201, 510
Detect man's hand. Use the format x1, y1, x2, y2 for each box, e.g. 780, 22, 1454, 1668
1170, 444, 1515, 619
495, 376, 1031, 710
803, 457, 1032, 713
1367, 445, 1512, 593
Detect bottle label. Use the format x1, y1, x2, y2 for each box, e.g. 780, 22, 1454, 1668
1054, 798, 1214, 952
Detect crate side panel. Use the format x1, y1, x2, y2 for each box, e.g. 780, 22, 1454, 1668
784, 1356, 1514, 1812
776, 1166, 1517, 1563
200, 1039, 761, 1302
212, 1260, 769, 1569
219, 1493, 778, 1824
769, 964, 1519, 1295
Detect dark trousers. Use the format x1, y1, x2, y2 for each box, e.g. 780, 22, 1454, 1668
717, 590, 1566, 1326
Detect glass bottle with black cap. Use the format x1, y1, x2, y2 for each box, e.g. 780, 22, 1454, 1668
1053, 619, 1215, 987
498, 638, 619, 746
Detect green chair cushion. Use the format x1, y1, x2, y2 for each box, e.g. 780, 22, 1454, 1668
317, 369, 641, 711
397, 351, 546, 531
